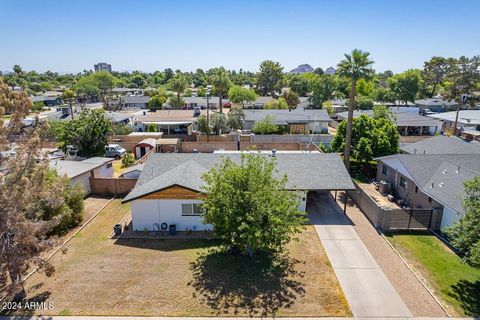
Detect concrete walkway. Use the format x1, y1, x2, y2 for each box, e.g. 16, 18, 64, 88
307, 192, 412, 318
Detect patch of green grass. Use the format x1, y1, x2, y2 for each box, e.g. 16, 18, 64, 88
387, 233, 480, 317
58, 308, 71, 316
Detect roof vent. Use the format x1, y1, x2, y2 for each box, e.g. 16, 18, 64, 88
439, 182, 445, 187
456, 166, 461, 173
431, 182, 434, 189
442, 169, 447, 174
271, 149, 277, 157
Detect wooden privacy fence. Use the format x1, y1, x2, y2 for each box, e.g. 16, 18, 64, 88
90, 177, 137, 195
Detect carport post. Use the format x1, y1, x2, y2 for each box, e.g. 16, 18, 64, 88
343, 191, 347, 214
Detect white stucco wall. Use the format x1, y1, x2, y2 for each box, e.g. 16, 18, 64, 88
70, 172, 91, 195
131, 199, 213, 231
440, 205, 463, 229
308, 121, 329, 134
131, 191, 308, 232
93, 163, 114, 178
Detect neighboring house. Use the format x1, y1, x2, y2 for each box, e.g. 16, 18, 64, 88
460, 128, 480, 142
415, 97, 458, 112
243, 109, 330, 134
120, 163, 144, 179
94, 62, 112, 73
123, 95, 151, 109
376, 154, 480, 228
400, 135, 480, 154
335, 109, 442, 136
122, 152, 354, 231
183, 96, 225, 109
30, 95, 62, 107
133, 109, 208, 134
428, 110, 480, 131
105, 111, 134, 125
50, 157, 114, 195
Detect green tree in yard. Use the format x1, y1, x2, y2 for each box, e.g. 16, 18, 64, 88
122, 153, 135, 168
372, 105, 396, 121
73, 75, 100, 106
202, 154, 307, 255
288, 75, 310, 96
54, 109, 112, 157
336, 49, 375, 170
228, 85, 257, 108
281, 90, 300, 109
309, 74, 336, 108
388, 69, 422, 105
168, 73, 188, 103
252, 115, 278, 134
227, 107, 245, 131
197, 114, 210, 135
112, 124, 133, 135
148, 95, 167, 110
211, 112, 228, 135
444, 176, 480, 267
331, 114, 399, 164
422, 56, 455, 97
354, 96, 374, 110
264, 97, 289, 109
146, 123, 157, 132
256, 60, 284, 96
13, 64, 23, 76
209, 67, 231, 113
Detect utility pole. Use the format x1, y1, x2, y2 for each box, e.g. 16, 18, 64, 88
206, 92, 210, 142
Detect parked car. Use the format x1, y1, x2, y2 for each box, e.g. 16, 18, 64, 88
105, 144, 126, 159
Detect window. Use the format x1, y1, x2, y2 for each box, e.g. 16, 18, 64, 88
182, 203, 203, 216
399, 176, 407, 189
382, 165, 388, 175
106, 163, 113, 168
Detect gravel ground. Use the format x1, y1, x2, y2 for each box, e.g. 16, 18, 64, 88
335, 192, 447, 317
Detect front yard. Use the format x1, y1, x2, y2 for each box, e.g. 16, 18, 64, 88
387, 232, 480, 317
18, 200, 350, 317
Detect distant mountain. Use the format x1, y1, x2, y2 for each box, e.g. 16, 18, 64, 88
288, 64, 314, 74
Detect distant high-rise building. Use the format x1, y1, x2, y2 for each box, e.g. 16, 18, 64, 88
94, 62, 112, 73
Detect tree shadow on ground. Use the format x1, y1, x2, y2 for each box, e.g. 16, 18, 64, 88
188, 249, 306, 317
449, 279, 480, 317
0, 289, 51, 317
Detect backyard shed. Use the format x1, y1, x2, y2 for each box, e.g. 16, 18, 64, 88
134, 138, 157, 159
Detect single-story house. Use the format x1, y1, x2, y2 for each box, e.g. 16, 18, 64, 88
50, 157, 114, 194
122, 152, 355, 232
400, 135, 480, 154
415, 97, 458, 112
120, 163, 144, 179
123, 95, 151, 109
30, 95, 63, 107
183, 96, 225, 109
133, 109, 209, 134
134, 138, 157, 159
460, 128, 480, 142
336, 109, 442, 136
376, 154, 480, 228
105, 111, 134, 125
243, 109, 331, 134
428, 110, 480, 131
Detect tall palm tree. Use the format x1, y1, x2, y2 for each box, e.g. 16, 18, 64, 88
337, 49, 374, 171
168, 74, 188, 107
210, 68, 231, 113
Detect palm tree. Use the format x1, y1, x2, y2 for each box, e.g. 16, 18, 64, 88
13, 64, 23, 76
62, 89, 76, 119
168, 74, 188, 105
337, 49, 374, 171
210, 68, 231, 113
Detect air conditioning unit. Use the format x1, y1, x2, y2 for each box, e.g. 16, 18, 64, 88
379, 180, 390, 195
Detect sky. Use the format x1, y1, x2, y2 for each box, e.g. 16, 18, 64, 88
1, 0, 479, 74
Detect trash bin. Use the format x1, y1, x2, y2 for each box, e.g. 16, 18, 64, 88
168, 224, 176, 236
113, 224, 122, 236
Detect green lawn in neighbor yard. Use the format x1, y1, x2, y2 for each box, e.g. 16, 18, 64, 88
387, 232, 480, 317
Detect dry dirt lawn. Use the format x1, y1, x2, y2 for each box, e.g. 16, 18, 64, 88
21, 200, 349, 317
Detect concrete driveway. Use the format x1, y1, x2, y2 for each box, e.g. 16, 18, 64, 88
307, 191, 412, 318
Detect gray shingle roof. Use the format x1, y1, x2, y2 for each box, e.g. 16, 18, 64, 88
336, 110, 441, 127
400, 135, 480, 154
124, 95, 151, 104
380, 154, 480, 212
123, 152, 354, 202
